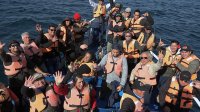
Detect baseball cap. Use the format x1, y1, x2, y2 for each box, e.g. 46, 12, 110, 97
179, 71, 192, 82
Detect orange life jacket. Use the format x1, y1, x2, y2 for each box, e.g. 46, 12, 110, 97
105, 52, 123, 76
41, 33, 58, 53
20, 41, 42, 57
93, 4, 106, 18
108, 21, 123, 37
180, 55, 200, 80
120, 93, 143, 112
134, 61, 157, 85
29, 87, 60, 112
64, 84, 90, 111
165, 77, 193, 109
4, 53, 27, 76
80, 63, 96, 77
130, 17, 144, 34
124, 18, 132, 29
123, 40, 140, 59
137, 32, 155, 50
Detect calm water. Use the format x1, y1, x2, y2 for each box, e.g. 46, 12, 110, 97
0, 0, 200, 83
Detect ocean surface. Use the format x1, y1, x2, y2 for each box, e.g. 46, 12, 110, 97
0, 0, 200, 84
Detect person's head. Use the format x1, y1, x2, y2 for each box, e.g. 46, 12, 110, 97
8, 40, 20, 54
114, 3, 121, 11
144, 26, 152, 34
124, 7, 131, 18
178, 71, 192, 87
62, 17, 72, 27
82, 51, 93, 63
134, 9, 141, 20
170, 40, 179, 54
115, 13, 122, 22
125, 31, 133, 42
98, 0, 104, 5
131, 80, 150, 97
0, 83, 9, 103
111, 44, 122, 57
32, 73, 46, 89
140, 51, 153, 65
21, 32, 30, 44
73, 74, 84, 90
73, 12, 81, 23
48, 25, 56, 36
180, 45, 193, 59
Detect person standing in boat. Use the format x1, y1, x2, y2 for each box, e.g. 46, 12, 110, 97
21, 73, 61, 112
137, 26, 155, 51
130, 9, 154, 39
97, 44, 128, 107
121, 31, 143, 75
108, 3, 122, 23
122, 7, 132, 29
36, 24, 60, 75
107, 13, 126, 52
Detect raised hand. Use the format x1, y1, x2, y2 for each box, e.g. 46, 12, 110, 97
24, 76, 34, 88
0, 41, 5, 50
158, 51, 164, 60
36, 24, 42, 32
193, 80, 200, 89
158, 38, 164, 46
53, 71, 64, 85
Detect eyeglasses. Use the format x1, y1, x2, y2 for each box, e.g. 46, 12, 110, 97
140, 57, 148, 59
11, 44, 19, 47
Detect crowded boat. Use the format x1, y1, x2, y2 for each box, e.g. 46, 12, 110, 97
0, 0, 200, 112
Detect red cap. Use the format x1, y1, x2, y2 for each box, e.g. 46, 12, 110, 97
73, 12, 81, 20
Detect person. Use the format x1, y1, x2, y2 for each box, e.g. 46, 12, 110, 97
137, 26, 155, 51
71, 12, 89, 58
157, 40, 182, 106
162, 71, 200, 112
53, 71, 97, 112
122, 7, 132, 29
21, 73, 61, 112
0, 82, 19, 112
129, 51, 163, 105
97, 44, 128, 107
130, 9, 154, 39
36, 24, 60, 74
173, 45, 200, 80
120, 80, 151, 112
121, 31, 142, 75
90, 0, 106, 43
108, 3, 122, 22
107, 13, 126, 52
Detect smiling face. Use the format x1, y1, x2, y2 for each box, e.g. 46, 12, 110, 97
140, 53, 150, 65
9, 43, 20, 54
48, 26, 56, 37
33, 79, 46, 89
112, 49, 120, 57
22, 34, 30, 44
75, 77, 84, 90
134, 12, 140, 20
181, 50, 191, 59
170, 43, 179, 54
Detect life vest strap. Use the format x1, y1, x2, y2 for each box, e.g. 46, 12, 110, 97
69, 103, 88, 107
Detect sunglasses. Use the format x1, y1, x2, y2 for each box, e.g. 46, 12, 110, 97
49, 29, 56, 31
140, 57, 148, 59
11, 44, 19, 47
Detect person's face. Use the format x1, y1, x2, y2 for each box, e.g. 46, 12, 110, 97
179, 79, 189, 87
33, 79, 46, 88
112, 49, 120, 57
134, 12, 140, 20
99, 0, 103, 5
115, 7, 120, 12
181, 51, 191, 59
145, 28, 151, 34
125, 33, 132, 41
48, 27, 56, 36
9, 43, 20, 53
125, 12, 131, 18
22, 34, 30, 44
135, 89, 145, 97
74, 19, 80, 23
115, 16, 121, 21
65, 20, 71, 26
83, 53, 91, 63
140, 53, 149, 65
170, 43, 178, 53
75, 78, 84, 90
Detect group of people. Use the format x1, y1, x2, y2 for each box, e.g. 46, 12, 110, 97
0, 0, 200, 112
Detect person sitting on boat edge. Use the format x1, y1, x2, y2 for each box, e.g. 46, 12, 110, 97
53, 71, 97, 112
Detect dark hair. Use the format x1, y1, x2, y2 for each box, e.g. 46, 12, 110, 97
73, 73, 83, 83
48, 24, 57, 29
8, 40, 20, 48
84, 51, 95, 62
61, 18, 73, 27
134, 9, 140, 14
170, 40, 179, 45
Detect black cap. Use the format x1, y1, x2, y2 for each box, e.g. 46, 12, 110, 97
180, 45, 192, 52
179, 71, 192, 82
131, 80, 151, 91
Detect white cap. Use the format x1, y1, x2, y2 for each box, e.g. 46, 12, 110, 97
125, 7, 131, 13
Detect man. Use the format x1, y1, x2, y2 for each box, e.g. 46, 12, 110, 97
130, 51, 163, 105
98, 44, 128, 107
137, 26, 155, 51
123, 7, 132, 29
53, 71, 97, 112
162, 71, 200, 112
122, 31, 142, 75
120, 80, 151, 112
36, 24, 60, 74
130, 9, 154, 39
173, 45, 200, 80
108, 3, 122, 22
21, 73, 61, 112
